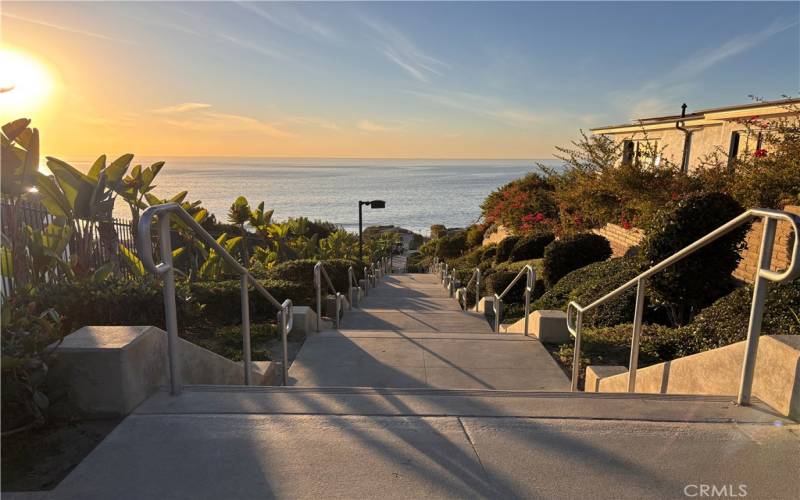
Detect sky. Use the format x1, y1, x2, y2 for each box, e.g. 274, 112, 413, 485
1, 1, 798, 159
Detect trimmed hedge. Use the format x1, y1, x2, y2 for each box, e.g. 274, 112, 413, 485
495, 236, 520, 263
640, 192, 746, 323
269, 258, 360, 293
479, 259, 545, 306
508, 233, 555, 262
32, 278, 201, 334
677, 280, 800, 356
533, 257, 643, 327
541, 233, 611, 288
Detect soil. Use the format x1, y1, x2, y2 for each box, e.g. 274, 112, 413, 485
2, 417, 121, 492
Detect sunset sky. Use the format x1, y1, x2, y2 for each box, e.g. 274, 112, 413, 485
1, 1, 798, 159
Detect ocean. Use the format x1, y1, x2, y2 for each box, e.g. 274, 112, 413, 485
65, 157, 561, 235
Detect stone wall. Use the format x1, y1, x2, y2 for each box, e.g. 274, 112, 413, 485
733, 205, 798, 283
482, 224, 511, 246
591, 223, 644, 258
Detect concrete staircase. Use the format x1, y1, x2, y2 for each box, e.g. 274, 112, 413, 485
39, 271, 800, 499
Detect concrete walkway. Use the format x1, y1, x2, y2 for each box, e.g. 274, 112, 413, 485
288, 273, 569, 390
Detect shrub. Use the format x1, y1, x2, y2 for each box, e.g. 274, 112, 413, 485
430, 224, 447, 239
435, 232, 468, 259
534, 257, 644, 327
495, 236, 520, 263
33, 278, 200, 334
508, 233, 555, 262
479, 259, 545, 306
678, 280, 800, 356
481, 172, 558, 234
640, 192, 746, 324
479, 244, 498, 265
405, 252, 430, 273
184, 278, 311, 325
465, 224, 486, 248
541, 233, 612, 288
269, 258, 360, 293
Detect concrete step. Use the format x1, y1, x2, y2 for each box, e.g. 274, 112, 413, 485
135, 386, 792, 424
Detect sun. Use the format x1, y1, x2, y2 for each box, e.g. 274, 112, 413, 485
0, 47, 55, 120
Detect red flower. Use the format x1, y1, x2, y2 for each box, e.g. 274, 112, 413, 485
620, 218, 632, 230
534, 212, 545, 222
754, 149, 768, 158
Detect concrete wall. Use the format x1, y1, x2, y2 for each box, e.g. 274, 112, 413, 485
586, 335, 800, 420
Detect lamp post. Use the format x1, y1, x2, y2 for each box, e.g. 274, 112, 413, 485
359, 200, 386, 265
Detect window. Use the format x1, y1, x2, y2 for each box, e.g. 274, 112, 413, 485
728, 131, 741, 170
622, 140, 634, 165
681, 132, 693, 173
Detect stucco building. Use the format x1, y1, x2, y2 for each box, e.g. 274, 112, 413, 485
591, 98, 799, 172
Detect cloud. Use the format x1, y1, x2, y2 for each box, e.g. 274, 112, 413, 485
356, 119, 404, 132
360, 15, 449, 83
152, 102, 212, 114
616, 18, 797, 120
407, 89, 541, 127
236, 2, 340, 43
287, 116, 342, 131
152, 103, 295, 139
2, 12, 136, 45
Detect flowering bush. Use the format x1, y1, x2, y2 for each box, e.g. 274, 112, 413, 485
481, 173, 558, 235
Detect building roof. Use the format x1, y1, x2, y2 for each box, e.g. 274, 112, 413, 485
591, 97, 800, 134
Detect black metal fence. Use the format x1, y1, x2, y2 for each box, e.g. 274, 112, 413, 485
1, 200, 141, 296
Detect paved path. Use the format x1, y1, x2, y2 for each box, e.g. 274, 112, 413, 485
289, 273, 570, 390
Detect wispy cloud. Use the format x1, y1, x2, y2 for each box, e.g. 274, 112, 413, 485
618, 18, 797, 120
360, 15, 449, 83
2, 12, 136, 45
152, 103, 295, 139
356, 119, 404, 132
407, 89, 541, 127
236, 2, 340, 43
286, 116, 342, 132
152, 102, 212, 114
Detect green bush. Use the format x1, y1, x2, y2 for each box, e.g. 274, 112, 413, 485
508, 233, 555, 262
33, 278, 200, 334
534, 257, 643, 327
479, 244, 498, 265
495, 236, 520, 263
480, 259, 545, 306
184, 278, 311, 325
640, 192, 746, 324
405, 252, 430, 273
435, 232, 468, 259
430, 224, 447, 239
269, 258, 360, 293
465, 224, 486, 248
541, 233, 612, 288
678, 280, 800, 356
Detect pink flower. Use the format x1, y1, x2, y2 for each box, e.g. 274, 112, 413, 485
754, 149, 768, 158
534, 212, 545, 222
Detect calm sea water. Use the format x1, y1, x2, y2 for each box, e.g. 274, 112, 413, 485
65, 157, 560, 235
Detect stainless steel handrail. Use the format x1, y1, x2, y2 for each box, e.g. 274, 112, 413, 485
566, 208, 800, 406
493, 265, 536, 335
457, 267, 481, 311
347, 266, 359, 309
137, 202, 294, 394
314, 261, 342, 330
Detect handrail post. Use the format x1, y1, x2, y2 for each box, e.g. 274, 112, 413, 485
240, 275, 252, 385
158, 213, 182, 395
494, 295, 503, 332
627, 278, 647, 392
738, 217, 777, 405
475, 268, 481, 311
279, 306, 289, 385
314, 263, 322, 332
335, 292, 342, 329
570, 310, 583, 391
348, 267, 354, 310
363, 266, 369, 296
523, 267, 532, 337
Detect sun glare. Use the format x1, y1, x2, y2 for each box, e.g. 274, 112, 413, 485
0, 47, 55, 120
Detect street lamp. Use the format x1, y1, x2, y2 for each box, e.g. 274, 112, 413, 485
359, 200, 386, 265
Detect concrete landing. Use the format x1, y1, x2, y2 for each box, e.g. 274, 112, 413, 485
288, 329, 569, 390
46, 411, 800, 499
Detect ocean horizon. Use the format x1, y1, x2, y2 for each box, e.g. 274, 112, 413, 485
62, 157, 563, 235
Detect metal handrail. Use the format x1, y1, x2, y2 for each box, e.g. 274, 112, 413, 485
566, 208, 800, 406
347, 266, 359, 309
493, 265, 536, 335
137, 202, 293, 394
314, 261, 343, 330
457, 267, 481, 311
